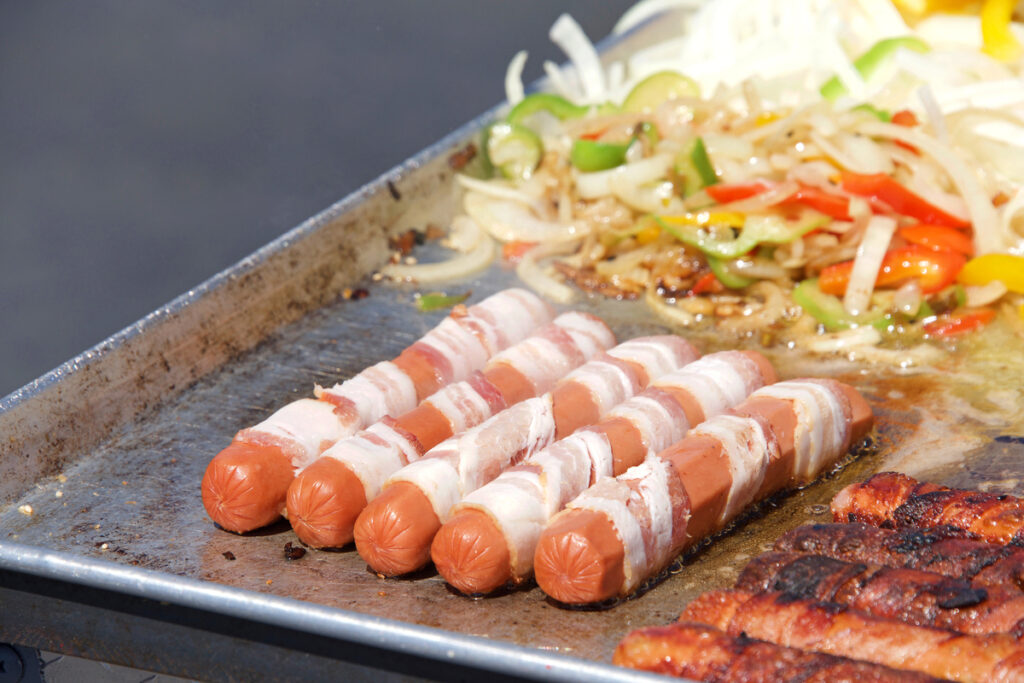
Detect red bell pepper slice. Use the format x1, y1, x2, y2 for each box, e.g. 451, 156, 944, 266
788, 186, 852, 221
501, 240, 537, 264
689, 271, 724, 296
840, 172, 970, 229
898, 223, 975, 257
706, 182, 851, 220
819, 245, 966, 295
924, 309, 995, 336
705, 182, 772, 203
890, 109, 920, 152
891, 109, 919, 127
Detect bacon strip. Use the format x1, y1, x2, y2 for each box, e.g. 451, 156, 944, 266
533, 378, 872, 604
737, 550, 1024, 637
201, 288, 552, 533
355, 336, 700, 576
832, 472, 1024, 546
681, 589, 1024, 683
614, 621, 944, 682
285, 312, 615, 548
775, 523, 1024, 593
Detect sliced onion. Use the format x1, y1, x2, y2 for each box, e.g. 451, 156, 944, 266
549, 14, 605, 102
504, 50, 528, 106
456, 174, 544, 206
463, 192, 586, 244
808, 130, 888, 174
800, 326, 882, 354
516, 242, 579, 303
893, 279, 922, 316
965, 280, 1008, 308
574, 153, 674, 199
843, 215, 897, 316
381, 216, 496, 283
609, 177, 683, 213
612, 0, 701, 35
859, 120, 1003, 254
1000, 188, 1024, 252
917, 83, 949, 145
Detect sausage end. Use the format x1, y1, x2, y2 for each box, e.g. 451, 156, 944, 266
354, 481, 440, 576
286, 457, 367, 548
201, 441, 292, 533
534, 509, 625, 605
432, 508, 512, 595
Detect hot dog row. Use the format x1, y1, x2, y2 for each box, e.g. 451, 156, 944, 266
202, 288, 878, 610
616, 474, 1024, 682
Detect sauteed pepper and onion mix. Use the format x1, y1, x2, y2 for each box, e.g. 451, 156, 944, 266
384, 0, 1024, 365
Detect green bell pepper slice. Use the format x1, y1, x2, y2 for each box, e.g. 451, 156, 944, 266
707, 256, 756, 289
570, 139, 631, 172
820, 36, 930, 100
792, 279, 889, 331
621, 70, 700, 113
656, 211, 828, 260
416, 291, 471, 313
506, 93, 618, 126
674, 137, 718, 196
484, 121, 543, 180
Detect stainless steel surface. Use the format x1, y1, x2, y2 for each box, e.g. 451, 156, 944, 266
2, 10, 1023, 682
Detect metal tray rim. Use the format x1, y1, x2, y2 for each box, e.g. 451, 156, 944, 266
0, 539, 664, 681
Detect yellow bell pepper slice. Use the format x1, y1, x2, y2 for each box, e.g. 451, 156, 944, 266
981, 0, 1023, 62
957, 253, 1024, 293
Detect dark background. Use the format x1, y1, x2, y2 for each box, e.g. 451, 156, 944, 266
0, 1, 635, 396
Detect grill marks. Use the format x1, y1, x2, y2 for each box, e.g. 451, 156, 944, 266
832, 472, 1024, 546
618, 473, 1024, 682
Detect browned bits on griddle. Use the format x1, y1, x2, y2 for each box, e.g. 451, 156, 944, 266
342, 287, 369, 301
447, 142, 477, 170
222, 551, 236, 561
424, 223, 445, 241
284, 541, 306, 561
387, 179, 401, 201
389, 230, 418, 256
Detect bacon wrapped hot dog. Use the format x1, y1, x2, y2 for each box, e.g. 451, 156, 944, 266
682, 589, 1024, 683
431, 350, 775, 595
833, 472, 1024, 546
614, 621, 944, 682
776, 523, 1024, 594
534, 379, 873, 604
286, 311, 615, 548
354, 336, 700, 577
737, 551, 1024, 637
201, 288, 552, 533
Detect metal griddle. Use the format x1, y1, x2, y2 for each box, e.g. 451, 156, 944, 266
2, 14, 1023, 682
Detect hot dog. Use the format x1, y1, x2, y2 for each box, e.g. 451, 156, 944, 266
286, 312, 616, 548
681, 589, 1024, 682
613, 621, 945, 682
354, 336, 700, 576
533, 379, 873, 605
775, 522, 1024, 593
431, 350, 775, 595
201, 288, 553, 533
833, 472, 1024, 546
737, 550, 1024, 636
